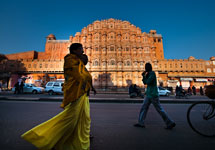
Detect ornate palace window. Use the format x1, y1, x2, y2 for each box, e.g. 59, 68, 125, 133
89, 26, 92, 31
93, 60, 99, 66
102, 35, 106, 41
109, 24, 114, 28
207, 68, 211, 73
28, 64, 31, 68
127, 61, 131, 66
144, 47, 149, 53
82, 36, 86, 43
40, 64, 42, 68
140, 62, 144, 66
110, 46, 114, 51
126, 47, 129, 51
135, 62, 138, 66
110, 60, 115, 65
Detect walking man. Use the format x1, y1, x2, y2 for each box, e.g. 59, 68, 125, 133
134, 63, 176, 129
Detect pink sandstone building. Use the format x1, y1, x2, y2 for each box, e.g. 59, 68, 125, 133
1, 19, 215, 91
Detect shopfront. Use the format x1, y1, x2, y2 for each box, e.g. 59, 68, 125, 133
180, 78, 193, 89
194, 78, 207, 88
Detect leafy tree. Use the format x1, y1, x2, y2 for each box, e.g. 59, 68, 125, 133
0, 53, 8, 62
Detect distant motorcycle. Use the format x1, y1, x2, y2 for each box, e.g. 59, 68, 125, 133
175, 90, 190, 99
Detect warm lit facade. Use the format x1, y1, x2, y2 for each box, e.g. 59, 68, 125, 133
2, 18, 215, 90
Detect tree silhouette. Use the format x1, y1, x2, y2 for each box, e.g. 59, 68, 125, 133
0, 54, 27, 89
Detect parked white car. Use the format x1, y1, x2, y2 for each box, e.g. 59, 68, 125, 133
158, 87, 171, 96
45, 81, 64, 95
12, 83, 44, 94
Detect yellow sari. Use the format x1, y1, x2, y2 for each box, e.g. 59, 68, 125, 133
21, 54, 92, 150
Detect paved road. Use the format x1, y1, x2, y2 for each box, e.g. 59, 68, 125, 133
0, 101, 214, 150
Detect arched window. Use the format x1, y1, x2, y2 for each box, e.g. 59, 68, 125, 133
110, 46, 114, 51
140, 62, 144, 66
127, 61, 131, 66
135, 62, 138, 66
93, 60, 99, 66
110, 60, 115, 65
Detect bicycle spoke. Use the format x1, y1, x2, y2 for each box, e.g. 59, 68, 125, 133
187, 102, 215, 137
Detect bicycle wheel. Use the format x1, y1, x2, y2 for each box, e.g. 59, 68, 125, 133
187, 101, 215, 137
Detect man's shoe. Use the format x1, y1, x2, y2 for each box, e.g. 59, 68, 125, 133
133, 123, 145, 128
165, 122, 176, 130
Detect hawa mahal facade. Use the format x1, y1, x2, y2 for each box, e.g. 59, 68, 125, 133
3, 19, 215, 90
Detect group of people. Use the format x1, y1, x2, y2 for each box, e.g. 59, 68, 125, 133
176, 85, 204, 97
129, 84, 144, 98
21, 43, 176, 150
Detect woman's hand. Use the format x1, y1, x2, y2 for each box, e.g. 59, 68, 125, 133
142, 71, 146, 76
92, 87, 97, 95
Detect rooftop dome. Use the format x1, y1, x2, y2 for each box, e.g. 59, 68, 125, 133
46, 34, 56, 40
210, 56, 215, 61
188, 56, 195, 60
47, 34, 56, 38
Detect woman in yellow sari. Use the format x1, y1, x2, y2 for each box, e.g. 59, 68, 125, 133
21, 43, 93, 150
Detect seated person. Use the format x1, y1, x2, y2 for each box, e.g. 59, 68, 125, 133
129, 84, 144, 98
129, 84, 137, 98
134, 84, 144, 98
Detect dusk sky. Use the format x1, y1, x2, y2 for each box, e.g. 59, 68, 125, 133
0, 0, 214, 60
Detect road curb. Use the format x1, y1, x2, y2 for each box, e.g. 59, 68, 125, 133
0, 96, 205, 104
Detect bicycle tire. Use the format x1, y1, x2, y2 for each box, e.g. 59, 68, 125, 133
187, 101, 215, 137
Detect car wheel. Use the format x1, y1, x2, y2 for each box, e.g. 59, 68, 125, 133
48, 90, 54, 95
32, 90, 37, 94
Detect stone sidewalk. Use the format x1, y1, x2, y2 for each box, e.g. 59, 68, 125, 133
0, 91, 211, 104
